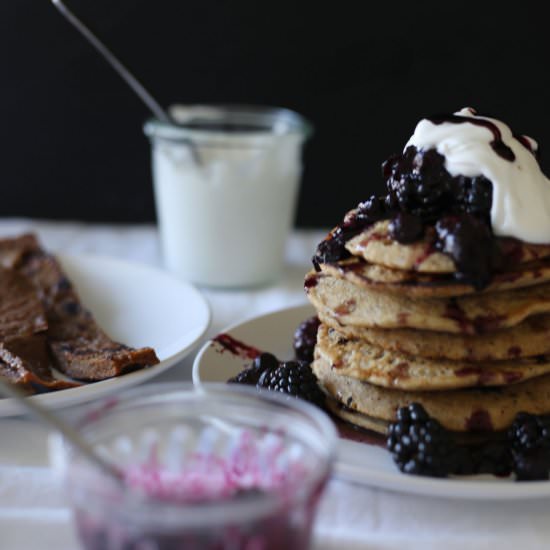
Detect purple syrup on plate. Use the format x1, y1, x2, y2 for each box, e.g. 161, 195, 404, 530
213, 333, 262, 359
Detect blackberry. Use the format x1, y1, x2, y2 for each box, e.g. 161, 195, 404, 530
355, 195, 388, 225
293, 316, 320, 362
508, 413, 550, 480
228, 367, 261, 386
251, 352, 279, 373
312, 196, 390, 270
512, 450, 550, 481
509, 412, 550, 452
463, 176, 493, 219
434, 214, 499, 290
257, 361, 325, 407
385, 147, 453, 221
228, 352, 279, 386
387, 403, 455, 477
312, 226, 351, 268
383, 146, 494, 224
388, 212, 424, 243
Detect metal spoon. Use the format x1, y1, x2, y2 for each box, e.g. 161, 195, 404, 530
0, 377, 124, 487
50, 0, 201, 163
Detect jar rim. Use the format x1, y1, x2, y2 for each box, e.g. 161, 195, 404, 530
143, 103, 314, 144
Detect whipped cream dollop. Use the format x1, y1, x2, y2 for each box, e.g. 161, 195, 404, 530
406, 107, 550, 243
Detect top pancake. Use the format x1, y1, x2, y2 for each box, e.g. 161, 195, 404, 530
345, 220, 550, 274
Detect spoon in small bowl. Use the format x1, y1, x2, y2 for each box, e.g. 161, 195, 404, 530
50, 0, 200, 163
0, 377, 124, 487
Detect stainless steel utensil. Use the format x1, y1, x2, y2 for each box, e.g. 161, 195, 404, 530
50, 0, 200, 163
0, 378, 124, 486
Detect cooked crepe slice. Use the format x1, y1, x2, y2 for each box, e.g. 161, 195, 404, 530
313, 354, 550, 432
306, 271, 550, 334
0, 335, 79, 391
319, 256, 550, 298
0, 267, 47, 341
316, 323, 550, 391
319, 312, 550, 362
19, 250, 160, 381
0, 233, 41, 270
344, 220, 550, 273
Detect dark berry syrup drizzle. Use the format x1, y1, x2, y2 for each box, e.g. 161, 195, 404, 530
426, 112, 516, 161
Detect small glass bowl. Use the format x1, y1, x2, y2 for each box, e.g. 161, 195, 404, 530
59, 383, 336, 550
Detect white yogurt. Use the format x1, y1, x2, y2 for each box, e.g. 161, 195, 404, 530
145, 106, 310, 287
406, 107, 550, 243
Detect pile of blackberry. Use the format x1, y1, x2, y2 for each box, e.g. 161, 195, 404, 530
312, 195, 390, 268
312, 145, 502, 289
228, 352, 326, 408
388, 404, 550, 481
384, 146, 493, 224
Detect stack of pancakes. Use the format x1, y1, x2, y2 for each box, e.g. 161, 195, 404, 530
306, 218, 550, 435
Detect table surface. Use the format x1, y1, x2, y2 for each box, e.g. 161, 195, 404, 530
1, 218, 549, 550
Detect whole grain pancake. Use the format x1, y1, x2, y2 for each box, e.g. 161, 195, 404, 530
325, 397, 389, 434
318, 312, 550, 362
306, 271, 550, 334
316, 323, 550, 390
326, 398, 512, 445
313, 354, 550, 432
320, 256, 550, 298
344, 220, 550, 274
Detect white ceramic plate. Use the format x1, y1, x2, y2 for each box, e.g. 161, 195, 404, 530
0, 254, 210, 416
193, 304, 550, 500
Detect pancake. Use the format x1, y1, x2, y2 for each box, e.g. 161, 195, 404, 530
313, 354, 550, 432
326, 398, 512, 446
316, 323, 550, 390
320, 256, 550, 298
325, 397, 389, 434
306, 271, 550, 334
344, 220, 550, 274
319, 312, 550, 362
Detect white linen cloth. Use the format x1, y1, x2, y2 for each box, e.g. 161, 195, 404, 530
0, 218, 549, 550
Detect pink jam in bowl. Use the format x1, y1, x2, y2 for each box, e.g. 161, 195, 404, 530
65, 384, 336, 550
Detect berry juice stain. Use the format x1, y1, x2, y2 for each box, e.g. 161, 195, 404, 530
335, 419, 386, 448
465, 409, 494, 432
213, 334, 261, 360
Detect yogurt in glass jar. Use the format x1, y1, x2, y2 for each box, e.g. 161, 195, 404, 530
144, 105, 312, 287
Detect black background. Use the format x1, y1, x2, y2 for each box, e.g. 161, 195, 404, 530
2, 1, 549, 227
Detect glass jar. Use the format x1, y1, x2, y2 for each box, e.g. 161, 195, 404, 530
144, 104, 312, 288
60, 382, 335, 550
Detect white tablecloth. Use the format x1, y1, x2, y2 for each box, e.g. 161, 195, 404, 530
1, 218, 549, 550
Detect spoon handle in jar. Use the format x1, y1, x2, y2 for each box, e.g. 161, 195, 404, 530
0, 377, 124, 486
50, 0, 171, 125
